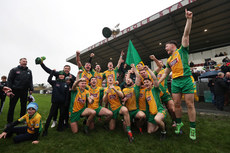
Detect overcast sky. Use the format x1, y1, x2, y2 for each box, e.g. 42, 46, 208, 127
0, 0, 180, 84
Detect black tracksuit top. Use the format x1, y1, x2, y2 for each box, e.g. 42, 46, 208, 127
7, 66, 33, 91
48, 71, 69, 104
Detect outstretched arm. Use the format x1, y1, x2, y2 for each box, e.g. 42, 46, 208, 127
149, 55, 162, 73
158, 67, 171, 84
119, 60, 126, 73
72, 70, 83, 91
131, 64, 141, 86
0, 120, 21, 139
89, 53, 94, 71
76, 51, 83, 68
116, 50, 124, 69
40, 63, 51, 74
182, 9, 193, 48
47, 69, 55, 86
40, 62, 59, 77
144, 66, 159, 87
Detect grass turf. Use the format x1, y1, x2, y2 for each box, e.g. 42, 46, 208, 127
0, 93, 229, 153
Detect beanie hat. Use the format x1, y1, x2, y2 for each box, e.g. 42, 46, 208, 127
27, 102, 38, 111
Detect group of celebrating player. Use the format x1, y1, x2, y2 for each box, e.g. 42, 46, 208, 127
68, 9, 196, 143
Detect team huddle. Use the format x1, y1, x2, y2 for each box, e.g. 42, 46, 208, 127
0, 9, 196, 144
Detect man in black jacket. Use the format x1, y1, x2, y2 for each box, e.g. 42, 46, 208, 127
214, 72, 228, 111
7, 58, 33, 123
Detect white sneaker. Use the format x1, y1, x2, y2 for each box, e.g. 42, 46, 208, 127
51, 121, 57, 128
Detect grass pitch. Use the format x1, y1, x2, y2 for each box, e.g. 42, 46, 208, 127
0, 94, 229, 153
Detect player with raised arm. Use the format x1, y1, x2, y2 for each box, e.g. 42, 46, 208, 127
122, 64, 146, 134
149, 55, 176, 127
158, 9, 196, 140
143, 66, 167, 140
76, 51, 94, 85
103, 51, 124, 86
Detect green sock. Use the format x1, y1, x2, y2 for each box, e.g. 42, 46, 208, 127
176, 118, 182, 124
85, 126, 89, 129
126, 126, 131, 132
190, 122, 196, 128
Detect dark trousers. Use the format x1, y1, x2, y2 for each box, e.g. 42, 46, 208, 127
7, 126, 34, 143
63, 100, 70, 125
0, 94, 6, 113
7, 89, 28, 123
215, 95, 225, 110
44, 103, 65, 131
52, 108, 58, 121
224, 90, 230, 106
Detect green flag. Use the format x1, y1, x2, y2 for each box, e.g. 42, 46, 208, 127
125, 40, 142, 66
